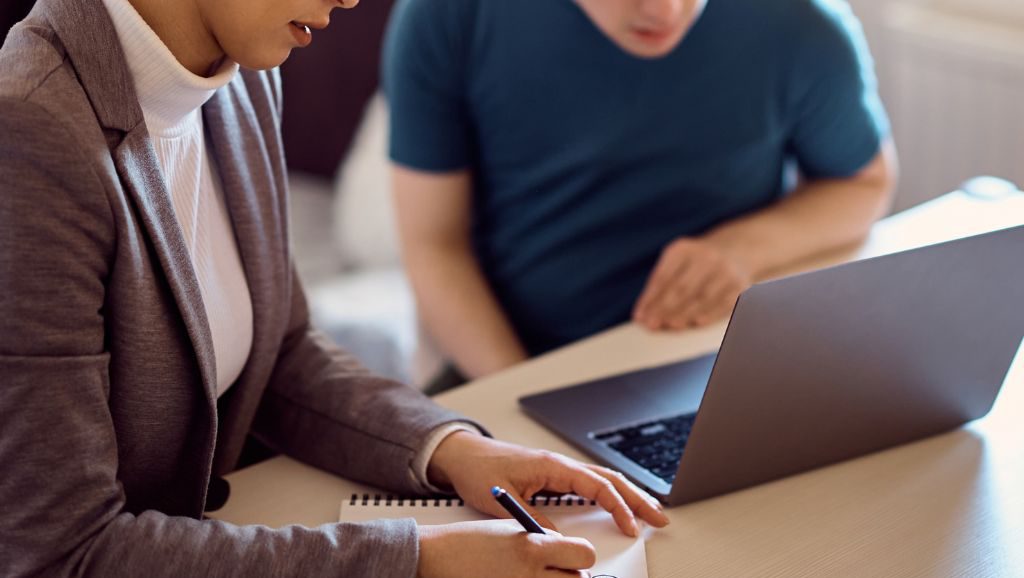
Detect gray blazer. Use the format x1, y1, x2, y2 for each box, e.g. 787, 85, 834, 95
0, 0, 470, 576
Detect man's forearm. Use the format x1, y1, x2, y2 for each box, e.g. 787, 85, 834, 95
406, 243, 528, 380
702, 144, 897, 279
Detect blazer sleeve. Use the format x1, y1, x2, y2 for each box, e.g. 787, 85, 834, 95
246, 66, 483, 495
0, 98, 422, 578
250, 257, 481, 495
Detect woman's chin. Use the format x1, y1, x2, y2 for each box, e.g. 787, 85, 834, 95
230, 47, 293, 71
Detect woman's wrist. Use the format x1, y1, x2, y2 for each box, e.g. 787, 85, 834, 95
426, 429, 482, 489
416, 525, 441, 578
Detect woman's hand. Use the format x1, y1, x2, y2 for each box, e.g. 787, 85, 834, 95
426, 432, 670, 537
417, 520, 595, 578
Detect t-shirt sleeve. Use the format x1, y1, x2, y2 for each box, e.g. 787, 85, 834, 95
786, 0, 891, 179
382, 0, 474, 172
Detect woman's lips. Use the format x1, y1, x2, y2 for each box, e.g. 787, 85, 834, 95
289, 21, 313, 47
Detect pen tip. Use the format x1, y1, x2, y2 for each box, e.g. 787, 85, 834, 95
491, 486, 503, 497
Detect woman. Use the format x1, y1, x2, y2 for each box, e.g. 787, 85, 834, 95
0, 0, 668, 576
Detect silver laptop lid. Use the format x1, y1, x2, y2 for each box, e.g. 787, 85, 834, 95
670, 224, 1024, 504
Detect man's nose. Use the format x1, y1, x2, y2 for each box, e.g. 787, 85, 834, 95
638, 0, 686, 24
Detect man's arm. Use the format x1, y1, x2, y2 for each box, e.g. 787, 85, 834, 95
392, 165, 528, 379
634, 140, 898, 330
706, 140, 898, 277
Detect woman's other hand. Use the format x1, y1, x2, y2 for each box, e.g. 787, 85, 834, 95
417, 520, 595, 578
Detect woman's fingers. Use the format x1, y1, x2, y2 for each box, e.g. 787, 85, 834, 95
554, 464, 640, 537
533, 534, 596, 570
585, 464, 670, 527
522, 451, 675, 537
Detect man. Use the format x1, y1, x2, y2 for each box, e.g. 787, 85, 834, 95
384, 0, 897, 389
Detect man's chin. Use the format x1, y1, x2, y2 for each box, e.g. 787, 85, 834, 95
620, 42, 680, 59
614, 31, 686, 59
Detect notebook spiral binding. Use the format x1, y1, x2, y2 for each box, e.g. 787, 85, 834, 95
348, 493, 597, 507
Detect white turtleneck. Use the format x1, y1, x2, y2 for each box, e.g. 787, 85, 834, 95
102, 0, 253, 397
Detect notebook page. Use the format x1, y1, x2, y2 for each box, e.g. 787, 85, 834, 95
340, 495, 648, 578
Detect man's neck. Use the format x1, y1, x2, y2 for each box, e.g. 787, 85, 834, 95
126, 0, 224, 77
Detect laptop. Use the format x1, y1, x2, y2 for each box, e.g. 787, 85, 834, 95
520, 225, 1024, 506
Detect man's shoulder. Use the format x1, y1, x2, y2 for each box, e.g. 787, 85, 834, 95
720, 0, 860, 40
714, 0, 867, 74
390, 0, 479, 32
764, 0, 863, 41
384, 0, 484, 78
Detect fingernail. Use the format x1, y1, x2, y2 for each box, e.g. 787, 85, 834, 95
630, 519, 640, 537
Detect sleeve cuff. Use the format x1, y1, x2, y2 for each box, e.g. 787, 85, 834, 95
411, 422, 482, 494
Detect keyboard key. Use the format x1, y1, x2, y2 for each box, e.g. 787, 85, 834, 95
640, 423, 667, 436
593, 413, 696, 484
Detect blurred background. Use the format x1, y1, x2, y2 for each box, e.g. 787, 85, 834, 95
4, 0, 1022, 383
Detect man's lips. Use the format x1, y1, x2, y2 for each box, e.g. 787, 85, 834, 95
632, 27, 675, 42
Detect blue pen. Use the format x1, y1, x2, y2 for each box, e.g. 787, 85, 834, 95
491, 486, 546, 534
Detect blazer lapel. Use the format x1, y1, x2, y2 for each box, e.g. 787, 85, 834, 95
112, 130, 219, 404
204, 79, 290, 473
204, 83, 288, 320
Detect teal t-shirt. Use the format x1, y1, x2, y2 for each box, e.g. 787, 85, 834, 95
384, 0, 889, 355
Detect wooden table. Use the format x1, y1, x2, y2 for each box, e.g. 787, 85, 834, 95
215, 190, 1024, 577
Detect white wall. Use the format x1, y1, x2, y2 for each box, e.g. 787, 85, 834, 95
934, 0, 1024, 22
848, 0, 1024, 210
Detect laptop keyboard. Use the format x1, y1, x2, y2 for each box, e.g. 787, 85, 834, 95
592, 413, 696, 484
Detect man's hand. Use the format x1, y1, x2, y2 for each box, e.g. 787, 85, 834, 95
427, 432, 670, 537
417, 520, 595, 578
633, 237, 753, 331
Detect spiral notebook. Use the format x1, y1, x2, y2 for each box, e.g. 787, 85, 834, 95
340, 494, 649, 578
